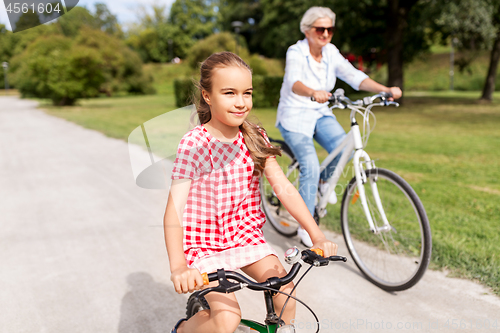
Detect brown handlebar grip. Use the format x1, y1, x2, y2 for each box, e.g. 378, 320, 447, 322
201, 273, 209, 286
311, 248, 324, 257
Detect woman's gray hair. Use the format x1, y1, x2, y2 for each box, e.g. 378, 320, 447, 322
300, 6, 336, 34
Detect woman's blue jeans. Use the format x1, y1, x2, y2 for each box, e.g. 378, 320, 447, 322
277, 115, 346, 216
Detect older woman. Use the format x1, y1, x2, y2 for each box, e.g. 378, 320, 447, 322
276, 6, 402, 246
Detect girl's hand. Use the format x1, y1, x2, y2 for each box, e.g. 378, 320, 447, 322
170, 266, 204, 294
312, 90, 332, 103
311, 237, 338, 257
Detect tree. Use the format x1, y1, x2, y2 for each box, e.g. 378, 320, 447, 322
10, 35, 103, 105
10, 27, 154, 105
435, 0, 496, 74
332, 0, 435, 90
57, 4, 123, 38
186, 32, 248, 68
233, 0, 436, 93
14, 10, 42, 33
218, 0, 265, 54
126, 1, 219, 62
481, 0, 500, 101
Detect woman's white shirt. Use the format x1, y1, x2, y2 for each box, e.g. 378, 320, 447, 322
276, 38, 368, 137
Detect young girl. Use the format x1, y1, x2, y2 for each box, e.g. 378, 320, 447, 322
164, 51, 338, 333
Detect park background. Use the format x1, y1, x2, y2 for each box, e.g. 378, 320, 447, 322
0, 0, 499, 295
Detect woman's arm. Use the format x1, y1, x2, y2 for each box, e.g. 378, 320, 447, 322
359, 78, 402, 99
263, 158, 338, 256
164, 178, 203, 293
292, 81, 332, 103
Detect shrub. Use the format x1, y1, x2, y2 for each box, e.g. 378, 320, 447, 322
174, 78, 197, 107
10, 27, 154, 105
252, 75, 283, 108
186, 32, 250, 69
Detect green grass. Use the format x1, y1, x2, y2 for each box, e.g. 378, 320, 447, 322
39, 81, 500, 295
371, 51, 496, 92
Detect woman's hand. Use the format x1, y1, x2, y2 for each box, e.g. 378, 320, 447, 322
387, 86, 402, 100
312, 90, 332, 103
311, 237, 338, 257
171, 266, 204, 294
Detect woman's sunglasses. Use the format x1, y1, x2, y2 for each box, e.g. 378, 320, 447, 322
312, 26, 335, 36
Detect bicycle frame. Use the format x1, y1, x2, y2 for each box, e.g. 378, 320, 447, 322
239, 319, 278, 332
314, 108, 392, 234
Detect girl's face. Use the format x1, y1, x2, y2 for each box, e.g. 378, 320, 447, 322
305, 17, 334, 49
202, 66, 253, 129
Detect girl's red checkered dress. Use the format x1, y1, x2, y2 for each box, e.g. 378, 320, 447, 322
171, 125, 277, 274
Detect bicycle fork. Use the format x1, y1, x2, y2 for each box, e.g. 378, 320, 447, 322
351, 121, 392, 234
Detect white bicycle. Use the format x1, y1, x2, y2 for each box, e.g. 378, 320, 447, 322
260, 89, 432, 291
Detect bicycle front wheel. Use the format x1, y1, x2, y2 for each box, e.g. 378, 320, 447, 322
341, 168, 431, 291
260, 139, 301, 237
186, 291, 210, 319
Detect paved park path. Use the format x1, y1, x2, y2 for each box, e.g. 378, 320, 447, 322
1, 96, 499, 333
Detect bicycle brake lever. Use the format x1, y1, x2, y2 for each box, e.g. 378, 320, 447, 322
199, 269, 243, 296
328, 255, 348, 262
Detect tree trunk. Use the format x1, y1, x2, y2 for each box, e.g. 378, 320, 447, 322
480, 33, 500, 102
385, 0, 418, 100
386, 0, 405, 90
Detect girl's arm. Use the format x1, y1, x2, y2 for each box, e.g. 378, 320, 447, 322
164, 179, 203, 293
263, 158, 338, 257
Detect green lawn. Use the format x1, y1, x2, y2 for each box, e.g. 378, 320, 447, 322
40, 90, 500, 294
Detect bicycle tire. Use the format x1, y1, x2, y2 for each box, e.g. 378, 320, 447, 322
340, 168, 432, 291
260, 139, 302, 237
186, 291, 210, 319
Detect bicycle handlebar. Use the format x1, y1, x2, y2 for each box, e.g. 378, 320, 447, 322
198, 249, 347, 298
311, 90, 399, 107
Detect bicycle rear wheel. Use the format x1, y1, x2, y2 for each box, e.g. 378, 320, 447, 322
260, 139, 301, 237
341, 168, 431, 291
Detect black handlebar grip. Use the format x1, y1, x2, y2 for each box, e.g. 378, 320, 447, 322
381, 92, 393, 99
328, 255, 348, 262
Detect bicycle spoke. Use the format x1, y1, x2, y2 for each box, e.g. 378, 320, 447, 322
341, 168, 431, 291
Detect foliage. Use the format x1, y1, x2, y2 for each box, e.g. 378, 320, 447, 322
169, 0, 218, 40
10, 28, 154, 105
174, 77, 197, 107
10, 35, 103, 105
75, 27, 154, 96
57, 4, 123, 38
251, 75, 283, 107
14, 10, 41, 32
186, 32, 249, 68
126, 1, 219, 62
0, 24, 16, 63
435, 0, 496, 50
433, 0, 497, 73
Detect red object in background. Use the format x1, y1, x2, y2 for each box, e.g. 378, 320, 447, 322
346, 53, 356, 62
357, 55, 364, 72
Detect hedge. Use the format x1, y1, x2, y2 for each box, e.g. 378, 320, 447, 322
174, 78, 197, 107
174, 75, 284, 109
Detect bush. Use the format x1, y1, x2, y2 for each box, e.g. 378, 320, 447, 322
10, 27, 154, 105
252, 75, 283, 108
186, 32, 250, 69
174, 78, 197, 107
